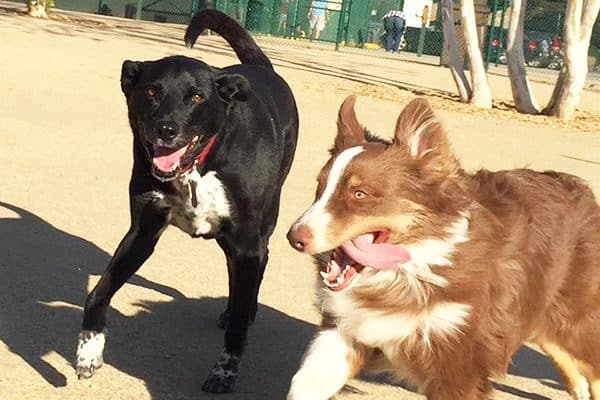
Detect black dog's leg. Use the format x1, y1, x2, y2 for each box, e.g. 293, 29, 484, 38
216, 246, 235, 330
216, 248, 262, 330
75, 202, 168, 379
203, 232, 267, 393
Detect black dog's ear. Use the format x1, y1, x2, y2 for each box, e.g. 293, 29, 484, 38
121, 60, 142, 95
215, 74, 251, 102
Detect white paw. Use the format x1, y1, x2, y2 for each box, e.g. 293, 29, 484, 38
572, 377, 591, 400
287, 373, 330, 400
74, 330, 105, 379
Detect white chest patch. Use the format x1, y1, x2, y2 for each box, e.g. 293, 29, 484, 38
170, 169, 231, 237
320, 212, 472, 349
324, 290, 471, 349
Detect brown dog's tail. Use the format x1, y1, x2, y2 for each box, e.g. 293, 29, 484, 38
184, 9, 273, 70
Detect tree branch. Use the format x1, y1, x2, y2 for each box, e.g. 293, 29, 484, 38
580, 0, 600, 42
506, 0, 539, 113
442, 0, 472, 102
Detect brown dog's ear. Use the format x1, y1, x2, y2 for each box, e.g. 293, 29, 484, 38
392, 98, 460, 174
334, 95, 366, 153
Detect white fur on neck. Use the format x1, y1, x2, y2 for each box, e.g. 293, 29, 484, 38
401, 210, 470, 290
171, 169, 230, 236
320, 211, 472, 348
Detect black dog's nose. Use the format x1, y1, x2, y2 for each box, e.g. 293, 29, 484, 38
156, 122, 177, 141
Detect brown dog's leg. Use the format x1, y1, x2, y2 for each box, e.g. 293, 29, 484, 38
577, 361, 600, 400
424, 383, 484, 400
287, 329, 369, 400
590, 381, 600, 400
539, 341, 590, 400
423, 368, 489, 400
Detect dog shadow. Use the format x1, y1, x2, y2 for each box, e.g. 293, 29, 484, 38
0, 201, 565, 399
0, 201, 314, 399
353, 346, 562, 400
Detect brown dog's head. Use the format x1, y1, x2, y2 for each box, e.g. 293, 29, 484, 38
287, 95, 469, 291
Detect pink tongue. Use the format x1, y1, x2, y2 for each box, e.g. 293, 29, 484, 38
340, 234, 410, 270
152, 146, 187, 172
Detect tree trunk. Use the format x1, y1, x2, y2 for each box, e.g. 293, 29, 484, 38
544, 0, 600, 119
442, 0, 472, 102
459, 0, 492, 108
506, 0, 539, 114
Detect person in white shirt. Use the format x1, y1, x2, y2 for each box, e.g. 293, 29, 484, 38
307, 0, 328, 40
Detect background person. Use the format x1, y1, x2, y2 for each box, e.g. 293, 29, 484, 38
421, 5, 430, 27
307, 0, 327, 41
278, 0, 289, 34
382, 9, 406, 52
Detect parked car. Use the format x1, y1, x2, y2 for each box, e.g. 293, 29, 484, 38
486, 29, 563, 70
524, 31, 563, 69
488, 34, 507, 65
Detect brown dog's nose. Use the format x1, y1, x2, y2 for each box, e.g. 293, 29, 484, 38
287, 224, 313, 252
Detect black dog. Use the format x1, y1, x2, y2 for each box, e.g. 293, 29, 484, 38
74, 10, 298, 393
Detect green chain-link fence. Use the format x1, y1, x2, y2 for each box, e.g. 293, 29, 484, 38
21, 0, 600, 83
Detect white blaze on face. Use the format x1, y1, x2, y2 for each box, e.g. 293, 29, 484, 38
292, 146, 364, 252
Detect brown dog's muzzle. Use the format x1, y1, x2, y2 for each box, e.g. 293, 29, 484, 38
287, 224, 313, 253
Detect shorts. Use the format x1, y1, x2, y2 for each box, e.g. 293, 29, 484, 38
309, 14, 326, 31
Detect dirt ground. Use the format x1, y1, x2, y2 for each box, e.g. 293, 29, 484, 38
0, 5, 599, 400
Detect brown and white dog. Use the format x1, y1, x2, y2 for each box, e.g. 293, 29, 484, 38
286, 96, 600, 400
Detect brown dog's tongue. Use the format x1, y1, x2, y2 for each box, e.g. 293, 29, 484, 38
152, 146, 187, 172
341, 234, 410, 270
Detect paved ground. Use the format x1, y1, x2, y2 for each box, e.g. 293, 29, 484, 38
0, 5, 598, 400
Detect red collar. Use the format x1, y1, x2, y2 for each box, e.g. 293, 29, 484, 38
180, 135, 217, 174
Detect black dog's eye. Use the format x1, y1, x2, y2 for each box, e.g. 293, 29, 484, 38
191, 93, 204, 104
145, 87, 156, 97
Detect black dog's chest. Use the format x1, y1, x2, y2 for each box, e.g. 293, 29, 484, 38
167, 169, 231, 238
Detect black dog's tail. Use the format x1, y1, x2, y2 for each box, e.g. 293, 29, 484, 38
184, 9, 273, 70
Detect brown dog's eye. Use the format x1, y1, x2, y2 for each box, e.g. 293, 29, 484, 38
145, 87, 156, 97
353, 190, 367, 199
191, 94, 204, 103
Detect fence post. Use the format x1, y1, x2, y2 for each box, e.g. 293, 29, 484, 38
495, 0, 508, 66
97, 0, 104, 13
335, 0, 349, 51
344, 0, 353, 44
484, 0, 499, 71
417, 26, 426, 56
135, 0, 143, 19
437, 0, 444, 65
191, 0, 199, 16
291, 0, 300, 40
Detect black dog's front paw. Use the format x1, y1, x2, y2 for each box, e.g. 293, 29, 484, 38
74, 330, 106, 379
75, 362, 101, 380
202, 350, 240, 393
202, 368, 238, 393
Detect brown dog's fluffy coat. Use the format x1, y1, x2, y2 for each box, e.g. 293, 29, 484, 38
286, 96, 600, 400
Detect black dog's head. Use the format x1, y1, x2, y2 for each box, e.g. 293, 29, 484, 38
120, 56, 250, 181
